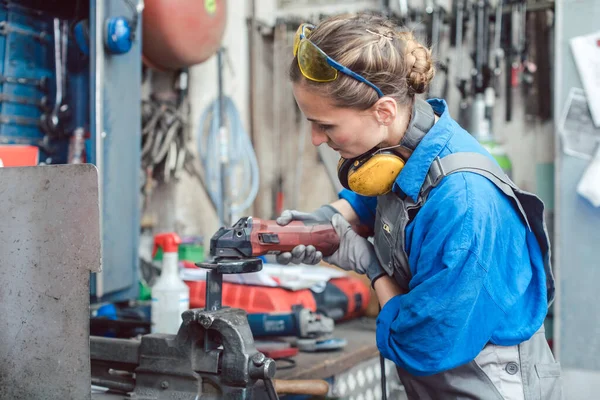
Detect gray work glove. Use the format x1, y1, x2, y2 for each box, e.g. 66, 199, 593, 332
324, 214, 386, 287
275, 205, 339, 265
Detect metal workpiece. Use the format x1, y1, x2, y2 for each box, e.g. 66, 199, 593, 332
0, 165, 101, 400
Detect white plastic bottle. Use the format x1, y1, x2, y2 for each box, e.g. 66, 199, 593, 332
151, 233, 190, 334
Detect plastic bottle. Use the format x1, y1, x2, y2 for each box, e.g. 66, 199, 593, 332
151, 233, 190, 334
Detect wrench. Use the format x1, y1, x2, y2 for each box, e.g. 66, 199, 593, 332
47, 18, 69, 133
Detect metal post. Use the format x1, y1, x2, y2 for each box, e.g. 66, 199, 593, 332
92, 0, 105, 299
204, 269, 223, 352
205, 270, 223, 312
217, 48, 231, 227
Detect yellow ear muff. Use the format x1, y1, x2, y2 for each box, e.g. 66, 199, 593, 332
338, 151, 405, 196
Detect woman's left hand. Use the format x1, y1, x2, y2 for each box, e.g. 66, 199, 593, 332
324, 214, 386, 286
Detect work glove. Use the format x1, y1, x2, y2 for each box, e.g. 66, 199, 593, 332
275, 205, 339, 265
324, 214, 386, 287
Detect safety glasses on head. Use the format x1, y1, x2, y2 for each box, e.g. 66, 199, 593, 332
293, 23, 384, 98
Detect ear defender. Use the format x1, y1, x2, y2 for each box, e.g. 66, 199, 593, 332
336, 98, 436, 197
337, 150, 406, 196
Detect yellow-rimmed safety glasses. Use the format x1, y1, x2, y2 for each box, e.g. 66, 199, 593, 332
293, 23, 384, 98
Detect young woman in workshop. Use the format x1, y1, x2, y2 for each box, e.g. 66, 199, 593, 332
275, 12, 562, 400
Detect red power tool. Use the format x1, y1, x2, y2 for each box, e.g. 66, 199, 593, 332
193, 217, 369, 322
200, 217, 340, 267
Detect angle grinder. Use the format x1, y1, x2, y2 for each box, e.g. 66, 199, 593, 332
197, 216, 340, 271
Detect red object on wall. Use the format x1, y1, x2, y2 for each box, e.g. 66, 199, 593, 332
142, 0, 227, 70
0, 145, 39, 167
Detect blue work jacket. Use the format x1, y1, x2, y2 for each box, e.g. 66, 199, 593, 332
339, 99, 548, 376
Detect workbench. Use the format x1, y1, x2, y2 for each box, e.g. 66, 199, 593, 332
275, 318, 378, 381
275, 318, 406, 399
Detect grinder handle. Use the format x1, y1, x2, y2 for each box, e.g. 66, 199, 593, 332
250, 218, 339, 257
273, 379, 329, 395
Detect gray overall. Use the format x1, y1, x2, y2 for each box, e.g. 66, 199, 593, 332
373, 152, 563, 400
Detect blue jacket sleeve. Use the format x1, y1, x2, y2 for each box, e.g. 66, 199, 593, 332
376, 248, 506, 375
338, 188, 377, 229
375, 173, 532, 376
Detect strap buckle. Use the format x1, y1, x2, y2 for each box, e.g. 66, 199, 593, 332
427, 157, 446, 188
418, 157, 445, 203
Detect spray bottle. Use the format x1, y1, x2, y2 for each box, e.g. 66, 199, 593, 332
151, 232, 190, 334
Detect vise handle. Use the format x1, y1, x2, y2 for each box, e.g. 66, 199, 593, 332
274, 379, 329, 396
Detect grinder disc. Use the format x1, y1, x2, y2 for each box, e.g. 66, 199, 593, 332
195, 257, 263, 274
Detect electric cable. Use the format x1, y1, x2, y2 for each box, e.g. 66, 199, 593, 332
379, 304, 387, 400
275, 357, 296, 370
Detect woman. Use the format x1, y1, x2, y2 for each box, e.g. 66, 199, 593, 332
276, 12, 562, 400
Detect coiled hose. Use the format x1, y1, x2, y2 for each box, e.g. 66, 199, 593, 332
197, 95, 259, 221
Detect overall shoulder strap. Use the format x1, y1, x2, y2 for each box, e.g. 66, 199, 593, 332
421, 152, 531, 230
400, 98, 436, 151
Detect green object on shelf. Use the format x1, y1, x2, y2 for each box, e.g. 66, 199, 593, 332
153, 243, 204, 263
138, 280, 152, 301
480, 140, 513, 179
178, 243, 205, 263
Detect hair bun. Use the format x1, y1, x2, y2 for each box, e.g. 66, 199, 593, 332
400, 34, 435, 95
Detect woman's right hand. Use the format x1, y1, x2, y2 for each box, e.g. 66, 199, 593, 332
275, 206, 339, 265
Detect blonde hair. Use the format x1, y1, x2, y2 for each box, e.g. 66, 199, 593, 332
289, 13, 435, 109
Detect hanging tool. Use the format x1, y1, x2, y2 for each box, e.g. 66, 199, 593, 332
502, 0, 527, 122
43, 18, 70, 137
530, 8, 552, 121
424, 0, 451, 100
456, 0, 498, 141
453, 0, 470, 127
491, 0, 505, 98
468, 0, 491, 140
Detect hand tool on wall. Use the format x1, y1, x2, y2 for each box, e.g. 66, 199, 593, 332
452, 0, 470, 127
43, 18, 70, 138
502, 0, 527, 122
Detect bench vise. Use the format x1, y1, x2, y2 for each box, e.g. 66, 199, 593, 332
91, 258, 280, 399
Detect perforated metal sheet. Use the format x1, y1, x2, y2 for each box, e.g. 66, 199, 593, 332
0, 164, 101, 400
